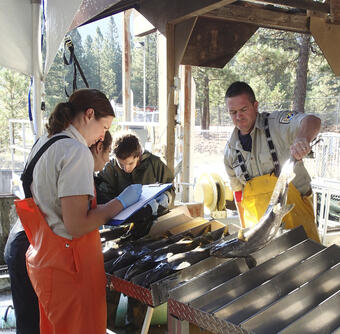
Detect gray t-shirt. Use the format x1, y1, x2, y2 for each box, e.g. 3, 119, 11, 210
23, 125, 94, 239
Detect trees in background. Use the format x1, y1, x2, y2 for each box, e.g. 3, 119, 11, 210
0, 24, 339, 153
193, 28, 340, 130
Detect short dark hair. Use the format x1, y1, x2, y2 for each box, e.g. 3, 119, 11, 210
113, 133, 142, 160
225, 81, 256, 104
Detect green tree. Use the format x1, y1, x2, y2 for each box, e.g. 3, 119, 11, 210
83, 35, 101, 89
0, 67, 30, 150
131, 33, 158, 109
44, 49, 68, 116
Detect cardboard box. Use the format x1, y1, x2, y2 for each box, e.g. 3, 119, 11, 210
175, 202, 204, 218
149, 205, 227, 237
148, 206, 193, 236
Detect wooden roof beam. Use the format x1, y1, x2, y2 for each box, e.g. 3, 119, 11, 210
330, 0, 340, 24
244, 0, 329, 14
203, 4, 310, 33
168, 0, 237, 24
139, 0, 237, 34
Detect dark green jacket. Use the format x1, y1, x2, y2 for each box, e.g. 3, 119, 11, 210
95, 150, 175, 205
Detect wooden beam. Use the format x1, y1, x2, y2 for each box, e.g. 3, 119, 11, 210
310, 16, 340, 76
174, 17, 197, 69
122, 10, 132, 122
166, 23, 176, 174
245, 0, 329, 14
139, 0, 237, 34
182, 65, 194, 202
169, 0, 237, 24
181, 17, 257, 67
330, 0, 340, 24
203, 4, 310, 33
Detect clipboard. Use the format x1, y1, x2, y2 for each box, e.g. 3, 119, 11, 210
107, 183, 172, 226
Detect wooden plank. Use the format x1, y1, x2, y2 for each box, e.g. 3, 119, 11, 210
182, 65, 193, 202
123, 10, 132, 122
246, 0, 329, 13
166, 23, 176, 174
181, 17, 257, 67
330, 0, 340, 24
174, 17, 197, 70
310, 16, 340, 76
203, 3, 310, 33
139, 0, 237, 34
158, 33, 168, 160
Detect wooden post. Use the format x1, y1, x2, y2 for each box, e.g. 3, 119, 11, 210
166, 23, 176, 175
182, 65, 194, 202
158, 32, 168, 159
123, 10, 132, 122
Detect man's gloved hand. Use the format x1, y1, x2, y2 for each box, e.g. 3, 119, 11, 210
116, 184, 142, 209
155, 193, 169, 208
147, 199, 159, 216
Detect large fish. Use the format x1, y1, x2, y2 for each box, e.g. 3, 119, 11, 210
141, 245, 211, 287
124, 226, 228, 280
104, 230, 200, 274
123, 236, 196, 280
100, 223, 134, 243
136, 227, 228, 287
210, 159, 296, 261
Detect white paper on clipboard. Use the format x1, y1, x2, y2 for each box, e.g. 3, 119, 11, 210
108, 183, 172, 226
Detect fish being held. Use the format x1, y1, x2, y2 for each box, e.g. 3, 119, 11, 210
210, 159, 296, 260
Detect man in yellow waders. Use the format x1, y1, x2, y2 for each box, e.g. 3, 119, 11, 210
224, 81, 321, 243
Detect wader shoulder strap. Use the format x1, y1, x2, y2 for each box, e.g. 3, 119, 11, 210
234, 113, 280, 181
263, 113, 280, 176
235, 150, 251, 182
21, 135, 70, 198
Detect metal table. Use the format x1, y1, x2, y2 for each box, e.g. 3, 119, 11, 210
167, 226, 340, 334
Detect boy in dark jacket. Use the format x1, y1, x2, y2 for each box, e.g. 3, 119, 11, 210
95, 132, 175, 211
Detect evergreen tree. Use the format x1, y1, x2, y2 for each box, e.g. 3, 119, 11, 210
44, 49, 67, 116
0, 67, 30, 150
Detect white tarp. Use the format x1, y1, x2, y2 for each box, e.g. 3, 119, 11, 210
0, 0, 83, 77
0, 1, 33, 75
44, 0, 83, 76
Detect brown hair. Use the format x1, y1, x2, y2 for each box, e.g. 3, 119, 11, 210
113, 133, 142, 160
46, 88, 115, 136
90, 131, 113, 153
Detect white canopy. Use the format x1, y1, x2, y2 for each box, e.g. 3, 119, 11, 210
0, 0, 83, 136
0, 0, 83, 77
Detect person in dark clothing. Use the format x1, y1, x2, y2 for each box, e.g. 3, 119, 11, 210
95, 132, 175, 212
4, 222, 39, 334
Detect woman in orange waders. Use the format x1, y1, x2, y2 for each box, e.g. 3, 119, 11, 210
4, 129, 114, 334
14, 88, 142, 334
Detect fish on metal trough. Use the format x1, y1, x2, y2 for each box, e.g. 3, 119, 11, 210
139, 227, 228, 286
210, 159, 296, 262
141, 245, 211, 287
123, 236, 196, 280
124, 226, 228, 281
